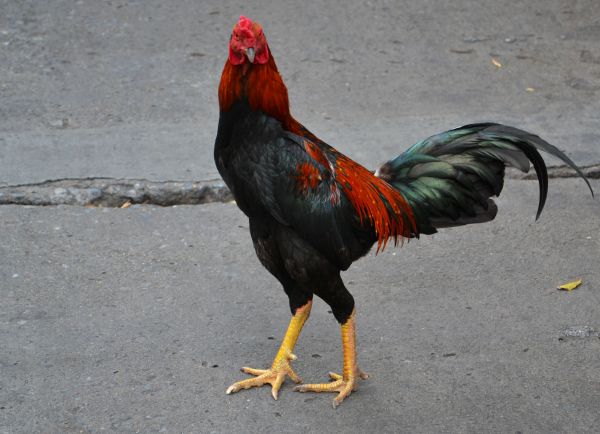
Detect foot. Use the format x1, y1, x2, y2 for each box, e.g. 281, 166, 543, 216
225, 350, 302, 400
294, 367, 369, 408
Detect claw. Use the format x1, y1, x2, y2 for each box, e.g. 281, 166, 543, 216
226, 353, 302, 399
271, 373, 285, 400
328, 372, 342, 381
293, 366, 368, 408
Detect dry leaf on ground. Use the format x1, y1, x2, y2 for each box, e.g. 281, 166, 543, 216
557, 278, 582, 291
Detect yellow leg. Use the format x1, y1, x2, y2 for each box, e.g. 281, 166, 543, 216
294, 309, 368, 408
226, 300, 312, 400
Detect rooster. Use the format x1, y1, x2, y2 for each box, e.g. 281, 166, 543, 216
215, 16, 593, 408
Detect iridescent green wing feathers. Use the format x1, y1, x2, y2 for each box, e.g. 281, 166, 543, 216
376, 123, 593, 235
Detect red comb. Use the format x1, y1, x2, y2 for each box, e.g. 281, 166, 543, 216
236, 15, 254, 30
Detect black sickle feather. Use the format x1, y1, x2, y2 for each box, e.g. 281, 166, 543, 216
477, 124, 594, 219
377, 123, 594, 235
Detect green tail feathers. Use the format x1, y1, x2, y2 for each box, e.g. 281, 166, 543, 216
376, 123, 593, 235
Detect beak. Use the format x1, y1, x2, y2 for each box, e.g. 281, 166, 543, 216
244, 47, 255, 63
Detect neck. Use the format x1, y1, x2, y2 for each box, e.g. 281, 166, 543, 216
218, 53, 295, 131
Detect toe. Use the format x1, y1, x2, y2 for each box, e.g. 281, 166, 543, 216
332, 395, 344, 409
226, 376, 265, 394
293, 379, 343, 393
293, 384, 306, 393
332, 383, 353, 408
287, 367, 302, 384
271, 373, 285, 400
328, 372, 342, 381
241, 367, 268, 376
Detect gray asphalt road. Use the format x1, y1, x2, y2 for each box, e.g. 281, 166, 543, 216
1, 180, 599, 433
1, 0, 600, 185
1, 1, 600, 433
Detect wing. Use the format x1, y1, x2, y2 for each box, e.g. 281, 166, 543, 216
376, 123, 593, 235
276, 140, 373, 269
233, 117, 373, 269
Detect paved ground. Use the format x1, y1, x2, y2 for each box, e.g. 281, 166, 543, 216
1, 0, 600, 433
1, 0, 600, 185
1, 180, 599, 433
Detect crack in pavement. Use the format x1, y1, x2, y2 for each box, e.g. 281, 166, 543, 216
1, 164, 598, 207
509, 163, 600, 181
0, 177, 233, 207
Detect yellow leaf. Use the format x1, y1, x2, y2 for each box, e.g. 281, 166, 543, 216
120, 201, 131, 209
491, 58, 502, 68
557, 278, 582, 291
526, 87, 535, 92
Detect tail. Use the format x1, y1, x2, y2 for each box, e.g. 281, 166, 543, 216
376, 123, 594, 235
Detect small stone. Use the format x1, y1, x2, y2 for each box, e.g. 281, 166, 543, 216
49, 118, 70, 129
462, 36, 488, 43
561, 326, 598, 338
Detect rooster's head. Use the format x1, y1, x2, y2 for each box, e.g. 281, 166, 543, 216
228, 16, 269, 65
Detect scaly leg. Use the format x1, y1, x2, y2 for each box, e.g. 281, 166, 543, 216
294, 309, 368, 408
226, 300, 312, 400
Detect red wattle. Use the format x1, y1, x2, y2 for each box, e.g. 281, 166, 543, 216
229, 45, 245, 65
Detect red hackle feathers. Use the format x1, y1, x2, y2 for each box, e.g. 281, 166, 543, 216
219, 56, 293, 131
304, 141, 416, 252
335, 154, 416, 252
